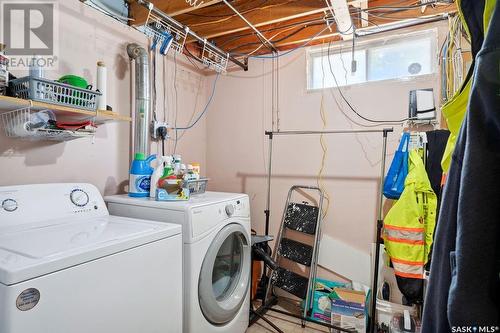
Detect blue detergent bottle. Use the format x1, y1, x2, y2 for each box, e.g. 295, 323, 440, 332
129, 153, 156, 197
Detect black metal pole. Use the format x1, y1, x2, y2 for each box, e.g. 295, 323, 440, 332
369, 128, 390, 333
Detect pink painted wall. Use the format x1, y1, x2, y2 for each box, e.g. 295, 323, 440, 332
206, 22, 448, 279
0, 0, 208, 195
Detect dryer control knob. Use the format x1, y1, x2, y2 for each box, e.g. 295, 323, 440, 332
225, 204, 235, 217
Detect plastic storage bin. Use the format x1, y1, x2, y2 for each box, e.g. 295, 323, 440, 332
9, 76, 100, 111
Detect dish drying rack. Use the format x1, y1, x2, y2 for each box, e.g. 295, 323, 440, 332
0, 107, 96, 141
143, 6, 188, 54
138, 1, 232, 73
201, 40, 229, 73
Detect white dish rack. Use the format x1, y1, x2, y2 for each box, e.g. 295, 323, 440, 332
0, 107, 95, 141
143, 11, 188, 54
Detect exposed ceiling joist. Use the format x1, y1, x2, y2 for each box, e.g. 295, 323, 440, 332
179, 0, 328, 40
126, 0, 457, 67
128, 0, 223, 24
210, 2, 455, 56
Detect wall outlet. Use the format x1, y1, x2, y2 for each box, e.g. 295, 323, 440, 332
151, 121, 169, 140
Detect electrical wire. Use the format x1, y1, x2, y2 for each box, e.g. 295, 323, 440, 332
152, 50, 158, 121
173, 53, 180, 154
229, 24, 313, 54
176, 74, 204, 142
188, 0, 294, 28
235, 25, 330, 58
183, 0, 269, 18
218, 17, 327, 48
174, 73, 220, 130
318, 49, 331, 218
325, 41, 409, 123
360, 1, 445, 12
323, 43, 395, 128
231, 0, 428, 59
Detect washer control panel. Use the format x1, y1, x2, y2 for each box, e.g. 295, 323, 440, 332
0, 183, 108, 228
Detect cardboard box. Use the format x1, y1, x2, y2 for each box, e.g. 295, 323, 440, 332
307, 279, 351, 324
330, 288, 368, 333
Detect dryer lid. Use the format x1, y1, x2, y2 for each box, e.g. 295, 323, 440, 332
0, 215, 181, 285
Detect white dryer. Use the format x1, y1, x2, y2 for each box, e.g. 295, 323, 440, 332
0, 183, 183, 333
106, 192, 251, 333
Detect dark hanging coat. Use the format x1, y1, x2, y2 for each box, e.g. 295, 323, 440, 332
421, 0, 500, 331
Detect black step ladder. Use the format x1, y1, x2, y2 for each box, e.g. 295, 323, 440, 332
265, 185, 324, 322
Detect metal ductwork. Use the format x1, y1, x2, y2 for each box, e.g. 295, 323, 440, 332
127, 43, 150, 159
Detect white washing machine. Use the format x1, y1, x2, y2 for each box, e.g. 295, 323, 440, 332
0, 183, 183, 333
105, 192, 251, 333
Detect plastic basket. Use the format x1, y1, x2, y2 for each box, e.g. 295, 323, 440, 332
9, 76, 101, 111
0, 107, 95, 141
186, 178, 209, 195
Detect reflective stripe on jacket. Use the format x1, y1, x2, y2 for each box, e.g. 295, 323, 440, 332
384, 149, 437, 279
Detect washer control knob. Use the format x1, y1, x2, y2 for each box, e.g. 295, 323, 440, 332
225, 204, 235, 217
2, 199, 18, 212
70, 189, 90, 207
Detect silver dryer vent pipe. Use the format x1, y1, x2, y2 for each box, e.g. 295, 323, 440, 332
127, 43, 150, 159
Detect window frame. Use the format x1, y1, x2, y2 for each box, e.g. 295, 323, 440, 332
306, 28, 439, 91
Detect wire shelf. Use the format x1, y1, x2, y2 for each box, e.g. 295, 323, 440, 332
0, 107, 96, 141
201, 40, 229, 73
144, 11, 188, 54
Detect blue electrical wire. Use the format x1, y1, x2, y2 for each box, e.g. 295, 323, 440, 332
173, 73, 220, 131
237, 25, 331, 59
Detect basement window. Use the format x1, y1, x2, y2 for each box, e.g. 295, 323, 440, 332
307, 29, 437, 90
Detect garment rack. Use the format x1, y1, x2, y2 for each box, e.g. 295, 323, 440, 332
256, 128, 393, 333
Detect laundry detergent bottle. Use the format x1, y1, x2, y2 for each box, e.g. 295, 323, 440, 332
129, 153, 156, 197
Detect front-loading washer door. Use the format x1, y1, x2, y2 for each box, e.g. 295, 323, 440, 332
198, 222, 250, 325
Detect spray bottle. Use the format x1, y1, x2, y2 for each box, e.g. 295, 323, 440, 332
150, 155, 170, 198
129, 153, 156, 197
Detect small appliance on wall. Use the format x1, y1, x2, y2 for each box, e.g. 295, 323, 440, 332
409, 88, 436, 120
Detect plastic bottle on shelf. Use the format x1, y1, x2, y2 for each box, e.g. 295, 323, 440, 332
192, 163, 201, 177
162, 156, 174, 178
178, 164, 187, 179
173, 155, 182, 175
185, 164, 199, 181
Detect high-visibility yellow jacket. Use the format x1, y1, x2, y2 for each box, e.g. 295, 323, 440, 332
383, 149, 437, 279
441, 0, 498, 172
